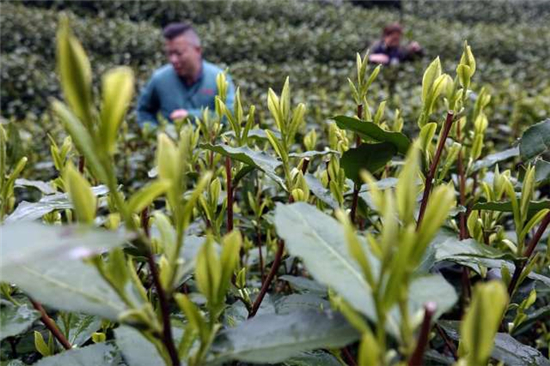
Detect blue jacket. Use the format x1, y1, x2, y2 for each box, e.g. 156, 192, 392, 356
136, 60, 235, 126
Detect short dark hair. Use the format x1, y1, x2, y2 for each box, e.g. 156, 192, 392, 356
163, 22, 194, 40
383, 23, 403, 37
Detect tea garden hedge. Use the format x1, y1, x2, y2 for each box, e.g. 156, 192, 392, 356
1, 1, 550, 365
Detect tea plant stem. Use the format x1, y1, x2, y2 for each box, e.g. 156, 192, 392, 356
408, 302, 436, 366
141, 207, 150, 238
30, 299, 72, 350
456, 123, 472, 302
508, 211, 550, 296
301, 157, 310, 174
248, 239, 285, 318
225, 156, 233, 232
434, 323, 458, 360
146, 250, 180, 366
350, 104, 363, 225
257, 227, 265, 284
417, 111, 454, 227
456, 123, 468, 240
78, 156, 85, 174
342, 347, 357, 366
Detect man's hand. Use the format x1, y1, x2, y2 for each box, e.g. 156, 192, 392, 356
369, 53, 390, 64
408, 41, 422, 53
170, 109, 189, 121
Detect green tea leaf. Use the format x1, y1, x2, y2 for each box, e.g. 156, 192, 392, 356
519, 118, 550, 161
288, 150, 338, 159
0, 300, 40, 341
460, 281, 508, 366
34, 342, 122, 366
472, 147, 519, 172
473, 200, 550, 213
304, 173, 339, 209
1, 223, 130, 319
274, 202, 378, 325
57, 313, 102, 347
283, 351, 341, 366
5, 185, 108, 223
127, 180, 171, 214
209, 310, 359, 364
56, 15, 94, 131
64, 164, 96, 225
115, 325, 177, 366
100, 67, 134, 154
333, 115, 411, 154
51, 100, 107, 182
492, 333, 550, 366
200, 143, 285, 189
341, 142, 396, 183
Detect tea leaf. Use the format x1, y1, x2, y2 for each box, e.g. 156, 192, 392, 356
100, 66, 134, 154
57, 313, 102, 347
209, 310, 359, 364
0, 301, 40, 341
341, 142, 396, 184
333, 115, 411, 154
127, 180, 171, 214
51, 100, 107, 182
64, 163, 96, 225
274, 202, 378, 324
200, 143, 285, 189
491, 333, 550, 366
115, 325, 183, 366
56, 15, 94, 130
519, 118, 550, 161
304, 173, 339, 209
472, 147, 519, 172
473, 200, 550, 213
5, 185, 108, 223
1, 223, 130, 319
460, 281, 508, 366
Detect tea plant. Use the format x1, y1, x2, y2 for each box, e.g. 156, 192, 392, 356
1, 15, 550, 366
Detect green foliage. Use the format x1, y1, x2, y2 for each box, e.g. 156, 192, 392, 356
2, 5, 550, 366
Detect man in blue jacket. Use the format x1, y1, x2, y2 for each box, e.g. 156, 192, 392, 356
137, 23, 235, 126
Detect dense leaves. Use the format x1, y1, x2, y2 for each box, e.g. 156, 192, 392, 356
2, 2, 550, 366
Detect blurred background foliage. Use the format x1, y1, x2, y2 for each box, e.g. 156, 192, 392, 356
1, 0, 549, 185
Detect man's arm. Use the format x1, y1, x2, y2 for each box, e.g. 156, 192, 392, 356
136, 78, 160, 127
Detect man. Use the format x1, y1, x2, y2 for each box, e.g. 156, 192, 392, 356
137, 23, 235, 126
369, 23, 423, 65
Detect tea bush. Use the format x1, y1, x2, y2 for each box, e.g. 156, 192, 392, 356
2, 3, 550, 365
2, 0, 550, 127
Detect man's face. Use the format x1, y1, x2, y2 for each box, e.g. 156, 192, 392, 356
165, 34, 202, 78
384, 32, 402, 48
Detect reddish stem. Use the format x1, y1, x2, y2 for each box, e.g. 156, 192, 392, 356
508, 212, 550, 296
301, 158, 310, 174
248, 240, 285, 318
146, 251, 180, 366
417, 112, 454, 228
225, 157, 233, 233
30, 299, 72, 350
78, 156, 85, 174
408, 302, 436, 366
434, 323, 458, 360
342, 346, 358, 366
141, 207, 150, 238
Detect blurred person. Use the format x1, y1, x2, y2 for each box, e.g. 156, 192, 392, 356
137, 22, 235, 126
369, 23, 423, 65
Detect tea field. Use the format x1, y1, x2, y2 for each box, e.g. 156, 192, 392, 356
1, 1, 550, 365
